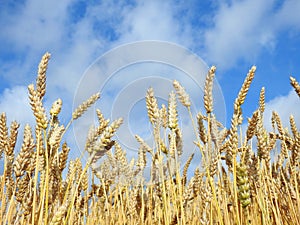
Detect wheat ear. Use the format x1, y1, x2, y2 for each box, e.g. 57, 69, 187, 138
146, 87, 160, 124
50, 99, 62, 116
168, 91, 178, 130
173, 80, 191, 107
0, 113, 8, 158
36, 52, 50, 100
203, 66, 216, 114
72, 93, 100, 120
14, 124, 35, 178
290, 76, 300, 97
28, 84, 48, 129
235, 66, 256, 107
259, 87, 265, 113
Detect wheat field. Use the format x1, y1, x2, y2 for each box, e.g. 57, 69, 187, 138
0, 53, 299, 225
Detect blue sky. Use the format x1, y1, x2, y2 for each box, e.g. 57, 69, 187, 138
0, 0, 300, 165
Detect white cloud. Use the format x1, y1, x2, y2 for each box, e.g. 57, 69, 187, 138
274, 0, 300, 30
204, 0, 300, 69
119, 1, 181, 42
204, 0, 275, 69
0, 86, 34, 125
1, 0, 71, 51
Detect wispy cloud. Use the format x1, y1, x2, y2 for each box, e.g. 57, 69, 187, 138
204, 0, 300, 70
0, 86, 34, 124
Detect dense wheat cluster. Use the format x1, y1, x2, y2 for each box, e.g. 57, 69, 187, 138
0, 53, 299, 225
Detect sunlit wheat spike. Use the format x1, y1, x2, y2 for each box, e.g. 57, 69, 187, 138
136, 146, 146, 170
127, 186, 139, 218
226, 113, 239, 169
22, 188, 33, 216
50, 98, 62, 116
100, 118, 123, 143
159, 139, 168, 155
256, 113, 270, 163
96, 108, 105, 125
291, 133, 300, 167
49, 124, 65, 148
36, 52, 50, 100
182, 177, 195, 206
173, 80, 191, 107
135, 134, 153, 154
146, 87, 160, 124
80, 169, 89, 191
49, 203, 67, 225
175, 128, 183, 156
209, 153, 219, 177
114, 142, 127, 167
236, 65, 256, 106
246, 110, 259, 141
272, 111, 285, 135
92, 118, 123, 160
0, 112, 8, 157
15, 173, 30, 203
197, 113, 207, 144
28, 84, 48, 129
59, 142, 70, 172
290, 76, 300, 97
203, 65, 216, 114
160, 104, 168, 128
290, 115, 299, 138
168, 91, 178, 130
259, 87, 265, 113
14, 124, 35, 177
182, 153, 194, 186
192, 168, 203, 195
6, 121, 20, 157
72, 92, 100, 120
85, 119, 110, 153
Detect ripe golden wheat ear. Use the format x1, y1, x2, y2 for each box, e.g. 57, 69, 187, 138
290, 76, 300, 97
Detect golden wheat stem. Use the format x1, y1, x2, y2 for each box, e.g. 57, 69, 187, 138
44, 129, 50, 225
233, 154, 241, 225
